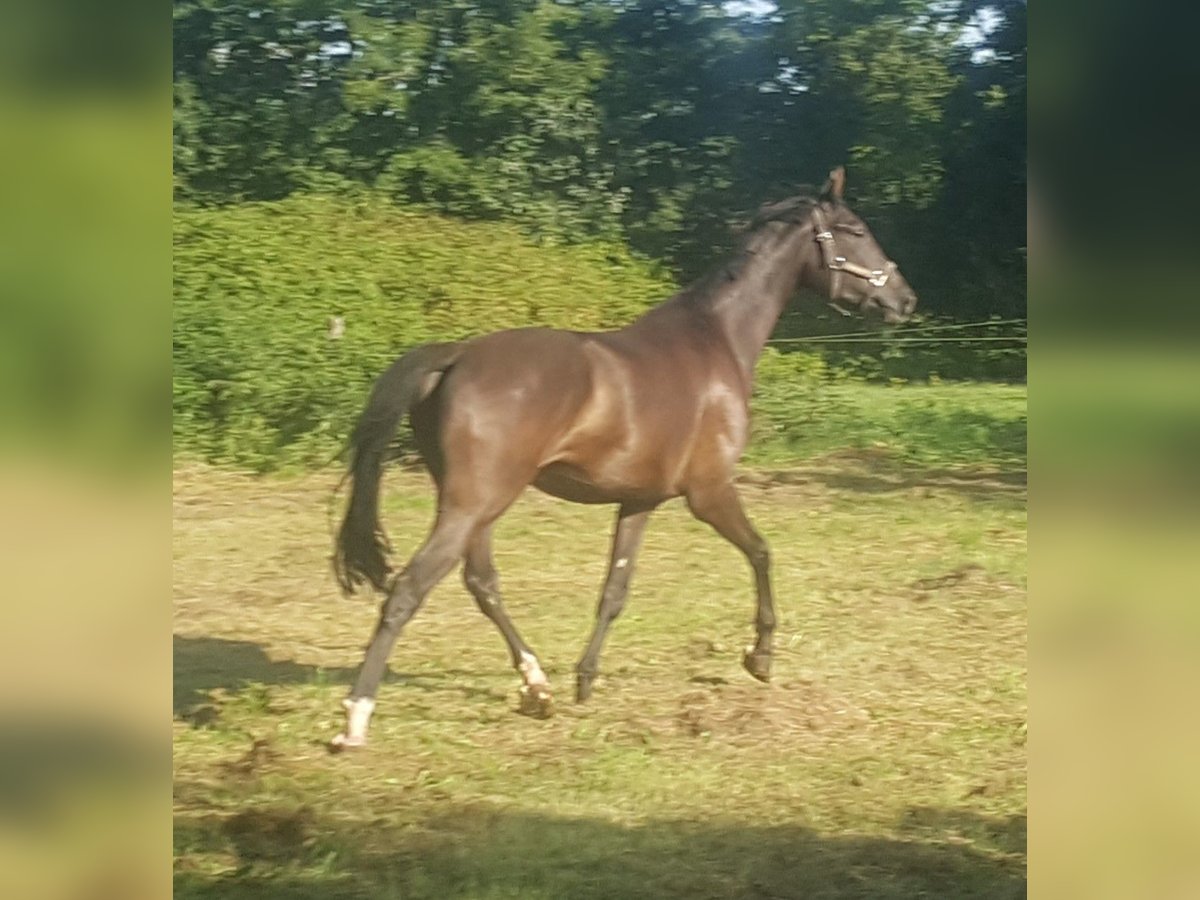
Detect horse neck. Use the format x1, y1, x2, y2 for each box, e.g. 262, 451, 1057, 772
705, 220, 816, 386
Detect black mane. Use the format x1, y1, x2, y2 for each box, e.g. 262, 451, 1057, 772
673, 191, 826, 306
746, 190, 821, 230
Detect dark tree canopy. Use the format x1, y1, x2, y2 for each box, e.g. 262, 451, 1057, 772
173, 0, 1026, 319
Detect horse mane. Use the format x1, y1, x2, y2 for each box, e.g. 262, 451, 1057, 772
672, 189, 827, 306
744, 188, 821, 231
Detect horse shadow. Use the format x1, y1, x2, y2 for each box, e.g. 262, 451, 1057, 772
173, 635, 508, 718
743, 446, 1026, 505
172, 635, 350, 716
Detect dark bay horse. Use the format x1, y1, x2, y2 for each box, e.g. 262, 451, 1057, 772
331, 168, 917, 747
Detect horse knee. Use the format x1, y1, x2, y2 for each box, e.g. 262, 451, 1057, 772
747, 539, 770, 572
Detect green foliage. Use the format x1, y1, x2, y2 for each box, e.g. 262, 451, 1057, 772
769, 304, 1027, 384
747, 348, 844, 458
775, 0, 961, 209
811, 328, 1026, 385
355, 0, 618, 240
171, 0, 1027, 321
173, 195, 674, 470
845, 334, 1026, 385
175, 199, 1025, 474
748, 349, 1026, 469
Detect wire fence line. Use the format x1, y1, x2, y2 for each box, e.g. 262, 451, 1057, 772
766, 318, 1027, 347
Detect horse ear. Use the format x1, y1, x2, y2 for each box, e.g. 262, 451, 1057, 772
822, 166, 846, 202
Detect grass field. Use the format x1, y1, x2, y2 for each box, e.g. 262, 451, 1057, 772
746, 380, 1027, 471
173, 416, 1026, 900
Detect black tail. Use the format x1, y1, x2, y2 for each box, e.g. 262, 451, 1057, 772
334, 342, 463, 595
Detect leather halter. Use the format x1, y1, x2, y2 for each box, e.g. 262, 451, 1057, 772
810, 206, 897, 314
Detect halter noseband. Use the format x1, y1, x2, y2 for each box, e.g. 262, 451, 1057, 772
810, 206, 897, 313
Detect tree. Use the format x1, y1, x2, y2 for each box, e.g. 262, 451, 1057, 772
171, 0, 1026, 320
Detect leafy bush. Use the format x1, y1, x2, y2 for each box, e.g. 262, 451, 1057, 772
747, 359, 1026, 469
748, 348, 853, 460
818, 323, 1028, 384
175, 195, 1025, 474
173, 195, 673, 470
771, 307, 1027, 383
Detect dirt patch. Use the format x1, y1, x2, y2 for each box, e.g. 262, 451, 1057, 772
674, 680, 870, 744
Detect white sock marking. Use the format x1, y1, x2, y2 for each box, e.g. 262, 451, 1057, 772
342, 697, 376, 741
519, 650, 549, 688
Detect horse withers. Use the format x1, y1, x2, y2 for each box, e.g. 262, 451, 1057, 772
331, 167, 917, 748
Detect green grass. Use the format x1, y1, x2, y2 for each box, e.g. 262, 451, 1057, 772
748, 379, 1027, 470
174, 438, 1026, 898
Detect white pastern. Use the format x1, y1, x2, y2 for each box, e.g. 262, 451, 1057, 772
519, 650, 549, 688
342, 696, 376, 742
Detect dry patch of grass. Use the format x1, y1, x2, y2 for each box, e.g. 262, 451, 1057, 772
174, 458, 1025, 898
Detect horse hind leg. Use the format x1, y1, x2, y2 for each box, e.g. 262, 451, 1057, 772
463, 526, 554, 718
331, 509, 476, 750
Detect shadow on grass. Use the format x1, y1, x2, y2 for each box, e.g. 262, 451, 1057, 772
173, 802, 1025, 900
173, 635, 357, 715
810, 466, 1027, 502
743, 446, 1026, 505
174, 636, 510, 718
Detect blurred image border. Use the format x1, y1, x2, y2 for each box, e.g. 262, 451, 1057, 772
1033, 0, 1200, 895
0, 0, 171, 897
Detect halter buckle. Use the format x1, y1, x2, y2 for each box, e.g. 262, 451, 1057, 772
867, 261, 896, 288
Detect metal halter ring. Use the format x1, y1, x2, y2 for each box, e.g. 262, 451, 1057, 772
868, 261, 896, 288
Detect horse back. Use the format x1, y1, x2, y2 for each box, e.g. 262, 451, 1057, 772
412, 318, 747, 503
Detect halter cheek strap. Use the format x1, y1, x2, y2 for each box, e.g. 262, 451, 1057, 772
810, 207, 897, 307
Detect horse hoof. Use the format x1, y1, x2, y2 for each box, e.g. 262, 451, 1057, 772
329, 732, 366, 753
519, 685, 555, 719
742, 647, 772, 683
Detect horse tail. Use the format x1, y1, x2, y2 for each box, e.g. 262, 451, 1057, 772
334, 341, 464, 595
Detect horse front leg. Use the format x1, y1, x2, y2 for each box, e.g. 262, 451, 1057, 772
575, 504, 653, 702
686, 482, 775, 682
